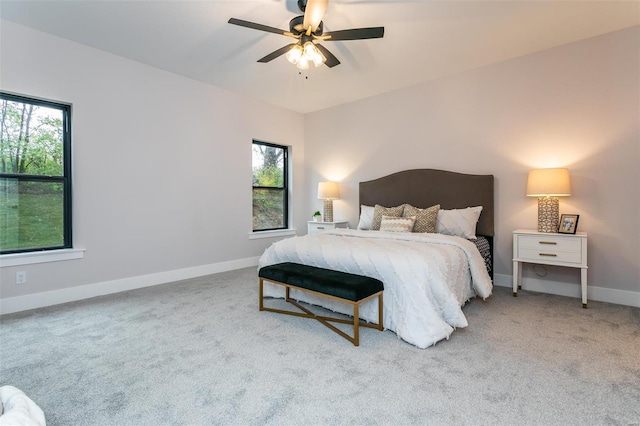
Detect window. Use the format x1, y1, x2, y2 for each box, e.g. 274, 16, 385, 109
0, 92, 72, 254
252, 141, 288, 231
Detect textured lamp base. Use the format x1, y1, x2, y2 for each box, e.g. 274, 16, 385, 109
323, 200, 334, 223
538, 197, 559, 233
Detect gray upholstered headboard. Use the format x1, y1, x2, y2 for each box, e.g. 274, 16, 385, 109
359, 169, 494, 237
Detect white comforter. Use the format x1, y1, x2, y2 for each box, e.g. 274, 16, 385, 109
258, 229, 493, 348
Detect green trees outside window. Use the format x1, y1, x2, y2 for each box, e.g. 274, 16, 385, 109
0, 93, 72, 254
252, 141, 288, 231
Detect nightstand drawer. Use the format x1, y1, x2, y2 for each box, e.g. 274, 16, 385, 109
307, 221, 349, 234
517, 248, 583, 264
309, 223, 332, 232
517, 235, 581, 252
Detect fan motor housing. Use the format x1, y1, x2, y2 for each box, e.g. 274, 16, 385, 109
289, 15, 323, 36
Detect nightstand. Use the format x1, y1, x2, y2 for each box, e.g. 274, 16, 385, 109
307, 221, 348, 234
513, 229, 588, 308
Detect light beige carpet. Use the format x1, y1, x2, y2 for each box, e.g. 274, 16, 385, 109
1, 267, 638, 425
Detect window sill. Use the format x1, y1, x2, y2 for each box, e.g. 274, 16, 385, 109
248, 229, 297, 240
0, 248, 85, 268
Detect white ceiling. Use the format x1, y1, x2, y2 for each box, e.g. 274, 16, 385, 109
1, 0, 638, 113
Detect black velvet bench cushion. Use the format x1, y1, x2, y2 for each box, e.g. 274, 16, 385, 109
258, 262, 384, 346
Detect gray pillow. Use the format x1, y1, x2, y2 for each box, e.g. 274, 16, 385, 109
403, 204, 440, 233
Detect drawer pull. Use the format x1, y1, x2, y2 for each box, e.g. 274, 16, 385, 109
539, 253, 557, 257
317, 227, 325, 230
539, 241, 557, 245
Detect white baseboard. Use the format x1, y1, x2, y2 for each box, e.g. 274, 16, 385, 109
493, 273, 640, 308
3, 262, 637, 315
0, 256, 261, 315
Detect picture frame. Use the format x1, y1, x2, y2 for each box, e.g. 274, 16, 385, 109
558, 214, 579, 234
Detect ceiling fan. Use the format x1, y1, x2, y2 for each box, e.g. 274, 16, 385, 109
228, 0, 384, 69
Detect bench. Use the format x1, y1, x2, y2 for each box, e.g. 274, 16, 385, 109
258, 262, 384, 346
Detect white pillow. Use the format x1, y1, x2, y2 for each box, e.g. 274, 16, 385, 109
379, 215, 416, 233
357, 205, 375, 230
436, 206, 483, 239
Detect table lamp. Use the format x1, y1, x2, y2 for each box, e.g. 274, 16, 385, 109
317, 181, 340, 222
526, 168, 571, 233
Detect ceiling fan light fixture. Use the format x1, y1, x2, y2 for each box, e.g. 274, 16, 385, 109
302, 41, 325, 67
311, 48, 325, 67
303, 41, 316, 57
286, 44, 303, 65
297, 55, 310, 70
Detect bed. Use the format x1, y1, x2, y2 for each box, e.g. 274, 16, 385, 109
258, 169, 494, 348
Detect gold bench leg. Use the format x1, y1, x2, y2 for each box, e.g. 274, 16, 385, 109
259, 278, 264, 311
353, 304, 360, 347
378, 292, 384, 331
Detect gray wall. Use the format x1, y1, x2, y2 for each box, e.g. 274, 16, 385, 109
303, 26, 639, 297
0, 20, 306, 301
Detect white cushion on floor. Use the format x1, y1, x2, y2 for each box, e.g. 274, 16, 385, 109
0, 386, 46, 426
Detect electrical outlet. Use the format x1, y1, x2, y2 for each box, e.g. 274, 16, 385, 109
16, 271, 26, 284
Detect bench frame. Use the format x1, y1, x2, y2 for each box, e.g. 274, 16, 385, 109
259, 277, 383, 346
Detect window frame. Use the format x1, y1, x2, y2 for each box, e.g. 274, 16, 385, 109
0, 92, 72, 255
252, 140, 289, 232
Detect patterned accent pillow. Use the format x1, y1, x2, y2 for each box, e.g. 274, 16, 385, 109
472, 236, 492, 275
357, 205, 375, 230
436, 206, 483, 239
380, 215, 416, 233
372, 204, 404, 230
403, 204, 440, 233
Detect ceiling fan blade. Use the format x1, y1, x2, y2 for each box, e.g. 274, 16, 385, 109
324, 27, 384, 41
315, 44, 340, 68
302, 0, 328, 33
228, 18, 293, 37
257, 44, 297, 63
